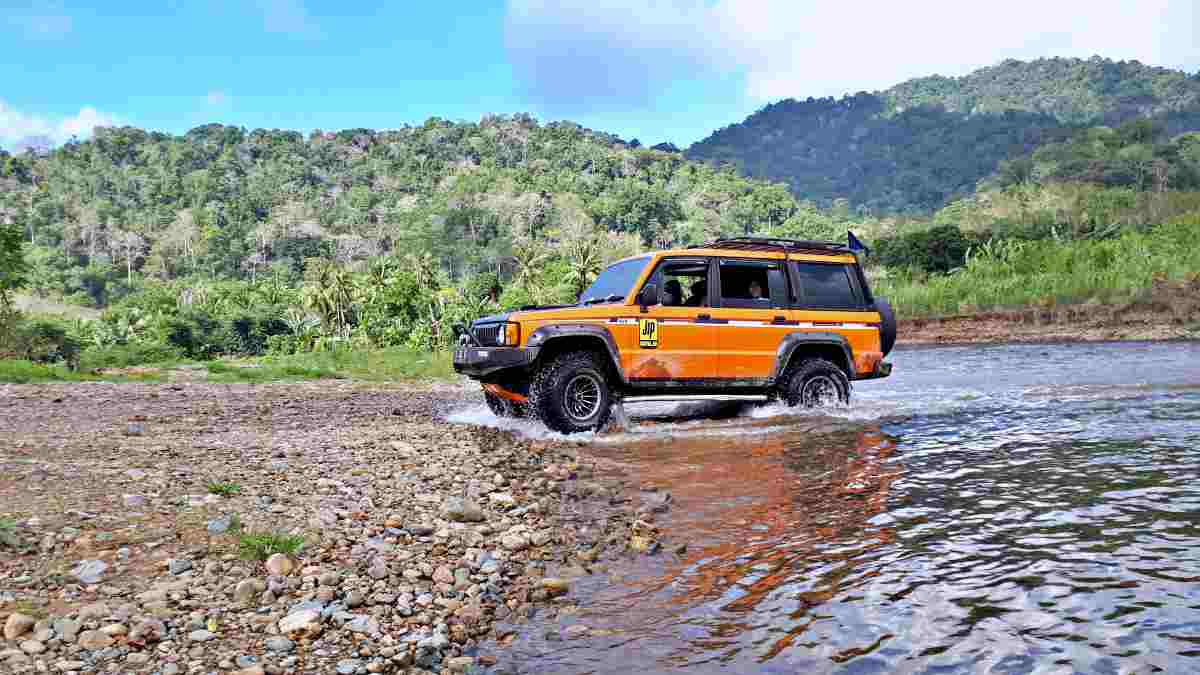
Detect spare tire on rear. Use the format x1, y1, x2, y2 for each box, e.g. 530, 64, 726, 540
876, 297, 897, 356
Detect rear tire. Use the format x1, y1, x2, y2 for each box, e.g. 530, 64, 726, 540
530, 351, 613, 434
484, 391, 527, 418
781, 358, 851, 408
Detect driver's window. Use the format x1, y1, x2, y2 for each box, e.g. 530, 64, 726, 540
656, 261, 709, 307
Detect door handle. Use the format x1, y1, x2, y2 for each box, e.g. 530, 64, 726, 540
773, 315, 787, 323
697, 314, 711, 321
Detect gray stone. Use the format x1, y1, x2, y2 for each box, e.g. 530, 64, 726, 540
125, 422, 145, 436
265, 636, 294, 653
367, 564, 389, 580
207, 515, 235, 534
168, 558, 193, 575
236, 655, 259, 668
129, 619, 165, 643
439, 497, 484, 523
123, 494, 147, 508
53, 618, 80, 643
188, 629, 216, 642
501, 533, 529, 551
336, 659, 362, 674
126, 652, 152, 665
162, 664, 181, 675
71, 559, 108, 584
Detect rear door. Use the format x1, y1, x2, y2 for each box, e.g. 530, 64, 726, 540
626, 257, 717, 383
712, 258, 792, 381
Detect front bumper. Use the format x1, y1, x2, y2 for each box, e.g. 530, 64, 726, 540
452, 346, 536, 379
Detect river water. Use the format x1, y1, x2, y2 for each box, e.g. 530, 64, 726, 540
456, 341, 1200, 674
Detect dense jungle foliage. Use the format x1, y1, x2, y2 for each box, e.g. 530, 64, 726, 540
687, 57, 1200, 213
3, 57, 1200, 374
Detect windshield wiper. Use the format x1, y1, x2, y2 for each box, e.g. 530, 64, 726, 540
580, 294, 624, 306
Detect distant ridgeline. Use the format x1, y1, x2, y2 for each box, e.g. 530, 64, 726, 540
687, 57, 1200, 214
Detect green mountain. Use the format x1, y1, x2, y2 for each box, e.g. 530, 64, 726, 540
686, 57, 1200, 214
0, 116, 848, 307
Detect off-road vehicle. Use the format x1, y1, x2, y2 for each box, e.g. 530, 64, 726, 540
453, 237, 896, 433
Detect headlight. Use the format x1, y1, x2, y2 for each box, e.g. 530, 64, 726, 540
501, 322, 521, 346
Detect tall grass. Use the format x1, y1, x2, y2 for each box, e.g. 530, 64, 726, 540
873, 219, 1200, 318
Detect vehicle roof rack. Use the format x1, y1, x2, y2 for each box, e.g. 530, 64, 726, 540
689, 237, 851, 255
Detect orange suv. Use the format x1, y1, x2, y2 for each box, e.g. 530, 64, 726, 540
453, 237, 896, 433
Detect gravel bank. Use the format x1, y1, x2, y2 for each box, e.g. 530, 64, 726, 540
0, 381, 651, 674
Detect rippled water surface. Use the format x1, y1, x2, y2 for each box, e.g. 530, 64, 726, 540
464, 342, 1200, 674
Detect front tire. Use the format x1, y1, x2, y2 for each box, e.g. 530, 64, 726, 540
530, 351, 613, 434
781, 358, 851, 408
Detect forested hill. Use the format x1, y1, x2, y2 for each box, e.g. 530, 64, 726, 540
0, 115, 853, 307
686, 57, 1200, 214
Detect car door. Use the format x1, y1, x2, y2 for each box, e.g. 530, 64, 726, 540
626, 257, 718, 383
712, 257, 792, 381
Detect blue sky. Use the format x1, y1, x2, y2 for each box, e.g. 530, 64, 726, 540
2, 0, 1197, 151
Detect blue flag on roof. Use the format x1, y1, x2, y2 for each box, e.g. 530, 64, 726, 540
847, 230, 870, 257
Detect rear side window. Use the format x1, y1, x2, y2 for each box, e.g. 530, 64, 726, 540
718, 260, 788, 309
792, 262, 862, 309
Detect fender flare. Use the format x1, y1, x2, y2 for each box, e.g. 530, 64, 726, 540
527, 324, 627, 383
770, 332, 855, 383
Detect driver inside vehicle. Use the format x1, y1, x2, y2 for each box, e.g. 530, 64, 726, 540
748, 280, 764, 300
663, 279, 683, 306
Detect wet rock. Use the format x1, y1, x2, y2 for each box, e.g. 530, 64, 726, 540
265, 553, 295, 576
440, 497, 485, 522
3, 613, 35, 640
77, 630, 115, 650
71, 559, 108, 584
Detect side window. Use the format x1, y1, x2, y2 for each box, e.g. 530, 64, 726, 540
652, 259, 709, 307
718, 260, 787, 309
792, 262, 862, 309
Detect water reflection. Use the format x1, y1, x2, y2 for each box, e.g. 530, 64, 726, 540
483, 342, 1200, 674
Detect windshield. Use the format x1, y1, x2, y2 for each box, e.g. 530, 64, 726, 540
578, 256, 651, 304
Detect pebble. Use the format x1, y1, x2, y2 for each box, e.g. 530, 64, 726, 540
19, 640, 45, 654
207, 514, 235, 534
265, 636, 295, 653
123, 494, 147, 508
3, 613, 35, 640
336, 659, 362, 674
76, 630, 114, 650
265, 553, 295, 576
71, 559, 108, 584
440, 497, 485, 523
168, 558, 193, 575
278, 609, 322, 636
189, 629, 216, 642
234, 578, 266, 604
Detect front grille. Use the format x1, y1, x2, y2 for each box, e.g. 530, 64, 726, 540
472, 324, 502, 346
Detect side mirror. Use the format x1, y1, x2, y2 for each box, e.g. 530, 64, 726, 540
637, 283, 657, 311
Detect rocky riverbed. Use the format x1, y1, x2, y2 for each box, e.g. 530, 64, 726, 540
0, 381, 661, 674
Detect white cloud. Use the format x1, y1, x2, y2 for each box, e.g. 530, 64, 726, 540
256, 0, 323, 39
0, 102, 120, 150
206, 90, 231, 106
504, 0, 1200, 108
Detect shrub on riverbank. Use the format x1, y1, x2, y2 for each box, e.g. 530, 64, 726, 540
873, 216, 1200, 317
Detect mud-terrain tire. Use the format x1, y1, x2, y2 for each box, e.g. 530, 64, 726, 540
484, 391, 528, 418
781, 358, 851, 408
530, 351, 613, 434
